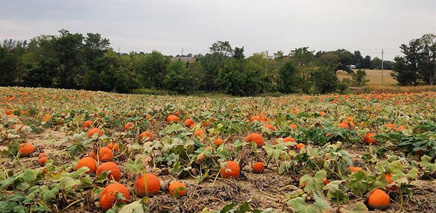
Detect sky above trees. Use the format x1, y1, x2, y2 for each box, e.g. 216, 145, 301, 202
1, 0, 435, 60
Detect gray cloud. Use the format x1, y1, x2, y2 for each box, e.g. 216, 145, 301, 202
0, 0, 435, 60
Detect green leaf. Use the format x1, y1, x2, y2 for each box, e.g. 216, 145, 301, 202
20, 169, 37, 183
119, 200, 148, 213
344, 202, 368, 213
287, 194, 330, 213
346, 171, 368, 194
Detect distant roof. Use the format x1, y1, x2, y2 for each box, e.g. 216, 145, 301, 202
171, 56, 196, 63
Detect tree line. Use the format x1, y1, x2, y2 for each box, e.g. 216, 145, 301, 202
0, 30, 434, 95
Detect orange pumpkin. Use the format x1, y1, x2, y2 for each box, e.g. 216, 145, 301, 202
139, 131, 153, 141
18, 143, 35, 157
363, 133, 376, 144
124, 122, 134, 130
89, 151, 97, 159
12, 123, 24, 132
38, 153, 47, 158
252, 162, 265, 173
96, 162, 121, 181
395, 125, 405, 131
99, 183, 130, 211
367, 188, 390, 210
168, 181, 187, 197
88, 128, 103, 138
82, 120, 93, 128
296, 143, 305, 150
213, 138, 224, 146
337, 123, 350, 129
349, 166, 363, 173
273, 137, 296, 145
76, 157, 97, 174
289, 124, 298, 130
134, 174, 161, 197
385, 123, 395, 129
220, 161, 240, 179
264, 124, 276, 131
167, 115, 179, 123
250, 116, 261, 122
194, 128, 205, 137
183, 119, 195, 128
99, 147, 113, 162
39, 157, 48, 166
107, 142, 119, 152
245, 133, 264, 147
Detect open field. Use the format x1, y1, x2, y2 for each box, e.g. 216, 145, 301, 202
337, 69, 397, 85
1, 87, 435, 212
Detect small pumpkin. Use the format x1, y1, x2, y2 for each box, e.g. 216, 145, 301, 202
167, 115, 179, 123
168, 181, 187, 198
82, 120, 93, 128
99, 183, 130, 211
96, 162, 121, 181
273, 137, 296, 145
264, 124, 276, 131
38, 153, 47, 158
337, 123, 350, 129
289, 124, 298, 130
250, 116, 261, 122
138, 131, 153, 141
220, 161, 240, 179
183, 119, 195, 128
39, 157, 48, 166
194, 128, 205, 137
99, 147, 113, 162
349, 166, 363, 173
88, 128, 103, 138
367, 188, 390, 210
18, 143, 35, 157
296, 143, 305, 150
385, 123, 395, 129
213, 138, 224, 146
252, 162, 265, 174
107, 142, 119, 152
76, 157, 97, 174
363, 133, 376, 144
124, 122, 134, 130
134, 173, 161, 197
245, 133, 264, 147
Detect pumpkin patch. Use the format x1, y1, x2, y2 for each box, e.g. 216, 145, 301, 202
0, 87, 434, 212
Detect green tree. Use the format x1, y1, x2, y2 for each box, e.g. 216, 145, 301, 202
278, 60, 301, 93
310, 66, 338, 93
163, 60, 194, 94
0, 46, 16, 86
24, 59, 58, 87
370, 57, 382, 69
234, 47, 245, 60
392, 37, 423, 85
419, 34, 436, 85
53, 29, 84, 88
352, 69, 369, 86
362, 55, 371, 69
216, 58, 264, 96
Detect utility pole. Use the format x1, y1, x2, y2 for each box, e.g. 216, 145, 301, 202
265, 51, 268, 75
381, 49, 384, 85
181, 47, 184, 56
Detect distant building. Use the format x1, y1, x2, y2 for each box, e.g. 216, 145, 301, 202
171, 56, 196, 64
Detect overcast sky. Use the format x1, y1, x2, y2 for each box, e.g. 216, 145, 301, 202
1, 0, 435, 60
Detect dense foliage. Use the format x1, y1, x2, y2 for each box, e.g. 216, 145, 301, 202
392, 34, 436, 86
0, 29, 412, 96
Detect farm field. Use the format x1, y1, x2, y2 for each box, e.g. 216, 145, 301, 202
1, 87, 436, 213
337, 69, 397, 85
